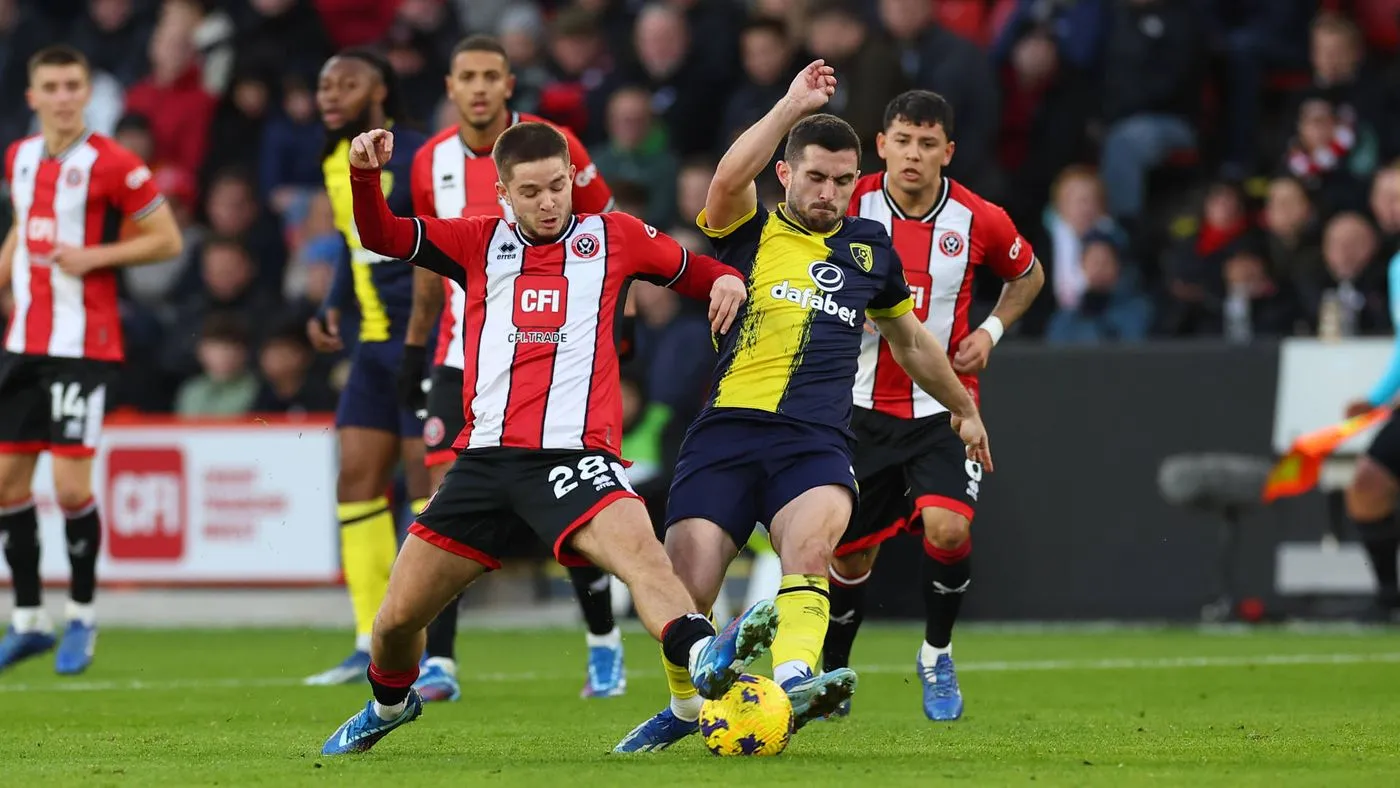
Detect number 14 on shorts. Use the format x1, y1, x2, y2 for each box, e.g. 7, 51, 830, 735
549, 455, 635, 499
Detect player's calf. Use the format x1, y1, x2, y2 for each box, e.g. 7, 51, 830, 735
1346, 458, 1400, 612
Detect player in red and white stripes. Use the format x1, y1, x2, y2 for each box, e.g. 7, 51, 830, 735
0, 46, 182, 675
402, 36, 623, 702
823, 91, 1045, 720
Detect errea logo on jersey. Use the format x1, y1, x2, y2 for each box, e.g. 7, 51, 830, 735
125, 166, 152, 190
575, 162, 598, 187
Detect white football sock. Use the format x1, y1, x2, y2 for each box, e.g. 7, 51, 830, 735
773, 659, 809, 687
373, 699, 407, 721
670, 694, 703, 722
65, 600, 95, 627
424, 656, 457, 675
355, 633, 372, 653
685, 636, 709, 674
12, 607, 50, 633
585, 627, 622, 649
920, 641, 952, 665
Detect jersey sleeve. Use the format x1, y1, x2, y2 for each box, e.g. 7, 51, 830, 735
106, 146, 164, 220
1369, 250, 1400, 406
866, 232, 915, 319
410, 143, 436, 216
409, 216, 494, 287
612, 212, 741, 300
565, 129, 613, 213
696, 203, 768, 264
979, 201, 1036, 280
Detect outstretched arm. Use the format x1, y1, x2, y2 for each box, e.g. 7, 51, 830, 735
704, 60, 836, 231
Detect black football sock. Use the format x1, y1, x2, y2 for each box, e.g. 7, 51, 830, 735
661, 613, 717, 668
568, 565, 616, 635
424, 594, 461, 660
64, 498, 101, 606
1355, 515, 1400, 606
822, 565, 870, 671
367, 662, 418, 709
922, 538, 972, 649
0, 500, 41, 609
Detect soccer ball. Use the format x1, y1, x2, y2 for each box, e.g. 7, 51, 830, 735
698, 674, 794, 756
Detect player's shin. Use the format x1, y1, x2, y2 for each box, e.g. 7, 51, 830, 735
823, 565, 870, 671
569, 565, 617, 637
338, 498, 398, 651
922, 537, 971, 652
659, 641, 704, 721
0, 499, 44, 629
63, 497, 100, 620
1354, 515, 1400, 608
771, 574, 830, 686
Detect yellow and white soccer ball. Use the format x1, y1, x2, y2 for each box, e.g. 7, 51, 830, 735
698, 674, 795, 756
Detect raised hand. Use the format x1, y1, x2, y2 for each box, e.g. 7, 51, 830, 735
785, 59, 837, 114
349, 129, 394, 170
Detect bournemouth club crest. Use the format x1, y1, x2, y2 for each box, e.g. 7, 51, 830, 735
849, 242, 873, 272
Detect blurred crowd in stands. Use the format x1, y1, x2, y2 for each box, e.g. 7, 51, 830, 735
3, 0, 1400, 424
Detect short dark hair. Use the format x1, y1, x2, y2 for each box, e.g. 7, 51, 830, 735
337, 47, 408, 125
200, 311, 250, 345
493, 122, 571, 181
28, 45, 89, 79
741, 16, 787, 40
783, 113, 861, 164
883, 91, 955, 138
451, 35, 510, 65
115, 114, 152, 136
807, 0, 862, 25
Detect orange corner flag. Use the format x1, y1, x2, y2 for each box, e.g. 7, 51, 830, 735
1262, 406, 1391, 502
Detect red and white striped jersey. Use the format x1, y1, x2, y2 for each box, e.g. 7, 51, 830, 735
410, 114, 614, 370
5, 132, 163, 362
850, 174, 1035, 419
350, 163, 739, 455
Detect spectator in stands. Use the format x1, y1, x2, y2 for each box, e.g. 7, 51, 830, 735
1215, 240, 1302, 342
674, 157, 714, 229
991, 0, 1108, 74
252, 325, 338, 414
497, 4, 551, 119
313, 0, 400, 49
610, 180, 649, 221
1040, 165, 1118, 313
542, 7, 621, 146
282, 191, 342, 324
66, 0, 153, 86
1045, 230, 1153, 344
1300, 211, 1390, 336
164, 238, 280, 381
1098, 0, 1205, 232
719, 17, 793, 154
878, 0, 998, 193
626, 3, 723, 156
202, 67, 275, 189
1212, 0, 1314, 177
260, 74, 324, 218
594, 86, 677, 226
573, 0, 639, 64
174, 312, 259, 417
993, 22, 1096, 233
110, 114, 196, 308
1372, 162, 1400, 253
1305, 12, 1388, 158
1263, 175, 1324, 289
1160, 180, 1251, 336
124, 1, 216, 180
233, 0, 332, 86
188, 0, 238, 96
181, 169, 289, 296
1285, 93, 1378, 217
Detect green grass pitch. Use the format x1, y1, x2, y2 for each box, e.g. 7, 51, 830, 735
2, 625, 1399, 786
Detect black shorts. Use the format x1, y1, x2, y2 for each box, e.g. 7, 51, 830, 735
410, 447, 641, 569
0, 352, 116, 458
836, 407, 982, 557
1365, 414, 1400, 479
423, 365, 465, 467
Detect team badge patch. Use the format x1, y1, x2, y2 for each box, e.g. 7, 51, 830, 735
939, 231, 965, 257
65, 169, 83, 187
571, 233, 600, 258
423, 416, 446, 447
849, 242, 873, 272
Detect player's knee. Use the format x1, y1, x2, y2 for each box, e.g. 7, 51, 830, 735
777, 528, 839, 576
372, 601, 423, 643
1348, 459, 1399, 521
921, 509, 970, 551
0, 456, 37, 502
336, 460, 384, 502
830, 548, 875, 579
51, 466, 94, 511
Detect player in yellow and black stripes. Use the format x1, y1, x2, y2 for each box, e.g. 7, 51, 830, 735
615, 61, 995, 753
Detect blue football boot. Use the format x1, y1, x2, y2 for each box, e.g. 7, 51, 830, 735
918, 651, 963, 721
613, 707, 700, 753
689, 599, 778, 700
581, 640, 626, 698
412, 658, 461, 703
304, 649, 371, 686
0, 627, 56, 673
54, 620, 97, 675
782, 667, 857, 730
321, 689, 424, 755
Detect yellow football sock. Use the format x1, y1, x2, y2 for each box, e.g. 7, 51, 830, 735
661, 644, 699, 699
338, 497, 398, 637
410, 497, 431, 516
771, 574, 830, 681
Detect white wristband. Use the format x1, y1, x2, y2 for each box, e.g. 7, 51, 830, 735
978, 316, 1005, 346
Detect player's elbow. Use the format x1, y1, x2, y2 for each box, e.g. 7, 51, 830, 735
159, 227, 184, 258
